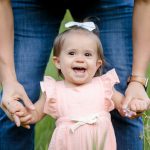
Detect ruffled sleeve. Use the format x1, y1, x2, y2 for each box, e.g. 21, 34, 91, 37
40, 76, 58, 118
40, 76, 56, 98
101, 69, 120, 111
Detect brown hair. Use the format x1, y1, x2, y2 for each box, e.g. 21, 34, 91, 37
53, 25, 105, 77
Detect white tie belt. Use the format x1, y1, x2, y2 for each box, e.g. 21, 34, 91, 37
56, 112, 110, 133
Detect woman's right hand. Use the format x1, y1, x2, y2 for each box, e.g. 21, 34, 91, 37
0, 80, 35, 128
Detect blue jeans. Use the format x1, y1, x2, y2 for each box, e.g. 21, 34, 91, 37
0, 0, 143, 150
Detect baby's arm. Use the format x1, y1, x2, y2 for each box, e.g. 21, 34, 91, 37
111, 88, 124, 111
30, 93, 46, 123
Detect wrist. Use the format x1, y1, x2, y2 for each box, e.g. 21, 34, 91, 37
1, 78, 18, 87
0, 62, 16, 80
0, 69, 17, 85
127, 75, 149, 90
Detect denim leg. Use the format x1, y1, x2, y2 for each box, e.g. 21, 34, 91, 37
71, 3, 143, 150
97, 8, 143, 150
0, 1, 65, 150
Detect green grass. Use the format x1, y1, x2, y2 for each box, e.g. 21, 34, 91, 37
143, 67, 150, 150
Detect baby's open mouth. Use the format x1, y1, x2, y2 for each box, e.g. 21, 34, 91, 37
72, 67, 86, 73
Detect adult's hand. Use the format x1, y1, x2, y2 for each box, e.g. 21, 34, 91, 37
122, 82, 150, 113
0, 80, 35, 127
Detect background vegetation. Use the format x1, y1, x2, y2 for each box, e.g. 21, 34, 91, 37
35, 10, 150, 150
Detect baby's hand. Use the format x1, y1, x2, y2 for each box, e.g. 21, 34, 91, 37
118, 107, 136, 118
15, 110, 33, 129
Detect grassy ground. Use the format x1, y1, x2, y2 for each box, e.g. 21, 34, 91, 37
35, 10, 150, 150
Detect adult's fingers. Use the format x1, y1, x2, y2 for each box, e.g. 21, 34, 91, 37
2, 98, 24, 115
15, 111, 25, 117
21, 124, 30, 129
121, 96, 132, 110
21, 92, 35, 110
0, 103, 13, 120
130, 112, 143, 119
12, 114, 21, 127
19, 115, 32, 124
0, 104, 21, 127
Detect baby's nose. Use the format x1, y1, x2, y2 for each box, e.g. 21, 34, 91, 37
75, 56, 85, 63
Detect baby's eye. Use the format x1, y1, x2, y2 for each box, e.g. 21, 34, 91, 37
85, 53, 92, 57
68, 51, 75, 55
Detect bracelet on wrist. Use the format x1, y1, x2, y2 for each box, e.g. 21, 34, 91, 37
127, 75, 149, 90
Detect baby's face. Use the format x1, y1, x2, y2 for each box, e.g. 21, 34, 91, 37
54, 31, 102, 87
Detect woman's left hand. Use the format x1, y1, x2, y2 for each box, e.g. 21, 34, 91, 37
122, 81, 150, 116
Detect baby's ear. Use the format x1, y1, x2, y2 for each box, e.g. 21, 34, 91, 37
96, 59, 102, 69
52, 56, 61, 69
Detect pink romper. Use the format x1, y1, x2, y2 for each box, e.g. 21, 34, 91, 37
40, 69, 119, 150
